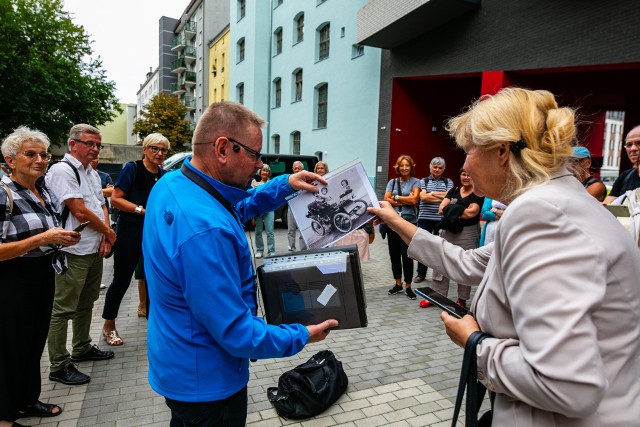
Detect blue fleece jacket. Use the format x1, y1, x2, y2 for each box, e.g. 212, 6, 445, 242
142, 158, 309, 402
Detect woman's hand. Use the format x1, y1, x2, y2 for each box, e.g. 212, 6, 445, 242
42, 227, 81, 247
368, 201, 399, 226
441, 312, 481, 348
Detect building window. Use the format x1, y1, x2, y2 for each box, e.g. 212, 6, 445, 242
273, 134, 280, 154
220, 84, 224, 101
291, 131, 301, 155
294, 13, 304, 43
317, 0, 327, 5
318, 23, 330, 61
316, 83, 328, 128
293, 69, 302, 102
214, 88, 217, 102
274, 27, 283, 55
238, 0, 245, 20
273, 78, 281, 108
351, 44, 364, 58
221, 53, 225, 72
237, 38, 245, 63
315, 150, 323, 161
236, 83, 244, 104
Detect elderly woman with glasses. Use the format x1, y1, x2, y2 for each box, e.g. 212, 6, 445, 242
1, 127, 81, 426
101, 133, 170, 346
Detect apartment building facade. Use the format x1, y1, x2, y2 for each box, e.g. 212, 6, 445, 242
230, 0, 381, 184
208, 25, 230, 104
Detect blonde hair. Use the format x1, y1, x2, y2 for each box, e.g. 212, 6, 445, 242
446, 87, 575, 201
142, 133, 171, 150
314, 161, 329, 174
393, 155, 416, 176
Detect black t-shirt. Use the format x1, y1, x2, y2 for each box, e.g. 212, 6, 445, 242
609, 168, 640, 197
445, 187, 484, 226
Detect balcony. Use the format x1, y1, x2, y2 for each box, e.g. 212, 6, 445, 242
171, 57, 186, 73
181, 71, 196, 87
183, 96, 196, 110
171, 82, 186, 95
183, 20, 196, 40
171, 34, 186, 51
183, 46, 196, 64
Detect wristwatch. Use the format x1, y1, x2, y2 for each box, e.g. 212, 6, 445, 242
135, 205, 143, 215
394, 195, 399, 202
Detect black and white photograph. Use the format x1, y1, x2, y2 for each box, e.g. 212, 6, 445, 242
287, 160, 379, 249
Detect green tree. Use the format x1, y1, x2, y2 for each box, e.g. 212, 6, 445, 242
132, 93, 192, 154
0, 0, 121, 145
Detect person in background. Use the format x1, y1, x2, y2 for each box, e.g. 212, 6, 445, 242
142, 101, 337, 426
479, 198, 506, 246
314, 161, 329, 176
45, 123, 115, 386
567, 146, 606, 202
414, 157, 453, 283
287, 160, 305, 251
90, 157, 113, 210
1, 127, 81, 426
101, 133, 169, 346
604, 125, 640, 204
335, 222, 375, 262
134, 258, 147, 317
385, 155, 420, 300
422, 168, 483, 309
371, 87, 640, 426
250, 164, 275, 258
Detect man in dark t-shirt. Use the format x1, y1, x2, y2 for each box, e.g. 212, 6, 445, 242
605, 125, 640, 204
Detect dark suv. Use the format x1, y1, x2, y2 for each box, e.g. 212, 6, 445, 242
163, 152, 318, 227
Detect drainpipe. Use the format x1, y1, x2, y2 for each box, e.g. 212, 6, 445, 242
265, 0, 274, 153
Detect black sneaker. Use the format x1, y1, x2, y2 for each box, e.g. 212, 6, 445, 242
413, 276, 425, 283
388, 284, 403, 295
49, 363, 90, 385
70, 345, 115, 362
405, 287, 417, 300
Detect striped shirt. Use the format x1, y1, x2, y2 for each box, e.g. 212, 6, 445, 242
0, 175, 61, 257
418, 176, 454, 221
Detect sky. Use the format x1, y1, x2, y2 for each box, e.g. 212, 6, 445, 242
62, 0, 186, 104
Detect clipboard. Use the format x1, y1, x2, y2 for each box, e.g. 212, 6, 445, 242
256, 245, 367, 329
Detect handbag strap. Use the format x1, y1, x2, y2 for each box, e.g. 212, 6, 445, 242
451, 331, 492, 427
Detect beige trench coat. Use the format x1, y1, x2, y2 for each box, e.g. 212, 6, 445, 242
408, 171, 640, 426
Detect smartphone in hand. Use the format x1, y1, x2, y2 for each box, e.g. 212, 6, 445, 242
73, 221, 91, 232
415, 287, 470, 319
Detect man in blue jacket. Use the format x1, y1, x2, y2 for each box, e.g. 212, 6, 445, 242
142, 101, 337, 426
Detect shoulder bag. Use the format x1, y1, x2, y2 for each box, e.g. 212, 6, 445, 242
451, 331, 493, 427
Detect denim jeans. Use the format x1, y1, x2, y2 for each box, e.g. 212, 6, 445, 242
255, 211, 275, 255
165, 386, 247, 427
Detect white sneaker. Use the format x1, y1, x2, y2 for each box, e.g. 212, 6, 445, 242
100, 283, 107, 289
255, 253, 263, 258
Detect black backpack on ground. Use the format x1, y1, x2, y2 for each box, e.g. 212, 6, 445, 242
267, 350, 348, 420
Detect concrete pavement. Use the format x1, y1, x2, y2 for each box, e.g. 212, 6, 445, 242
27, 226, 473, 427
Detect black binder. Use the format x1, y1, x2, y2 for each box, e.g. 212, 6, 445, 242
256, 245, 367, 329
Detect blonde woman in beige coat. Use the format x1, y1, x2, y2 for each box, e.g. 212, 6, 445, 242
370, 88, 640, 426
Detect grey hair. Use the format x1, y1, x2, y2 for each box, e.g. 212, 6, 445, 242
260, 164, 272, 178
68, 124, 101, 145
430, 157, 446, 168
293, 161, 304, 168
2, 126, 50, 157
142, 133, 171, 150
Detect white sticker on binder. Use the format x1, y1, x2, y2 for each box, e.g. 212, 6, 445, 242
317, 284, 337, 306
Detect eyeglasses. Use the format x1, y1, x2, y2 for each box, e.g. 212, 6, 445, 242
147, 145, 169, 155
228, 138, 262, 161
624, 141, 640, 149
74, 139, 104, 150
21, 151, 52, 161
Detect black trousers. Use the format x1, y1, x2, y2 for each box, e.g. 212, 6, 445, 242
102, 219, 143, 320
166, 386, 248, 427
386, 226, 413, 283
0, 254, 54, 421
416, 219, 440, 277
